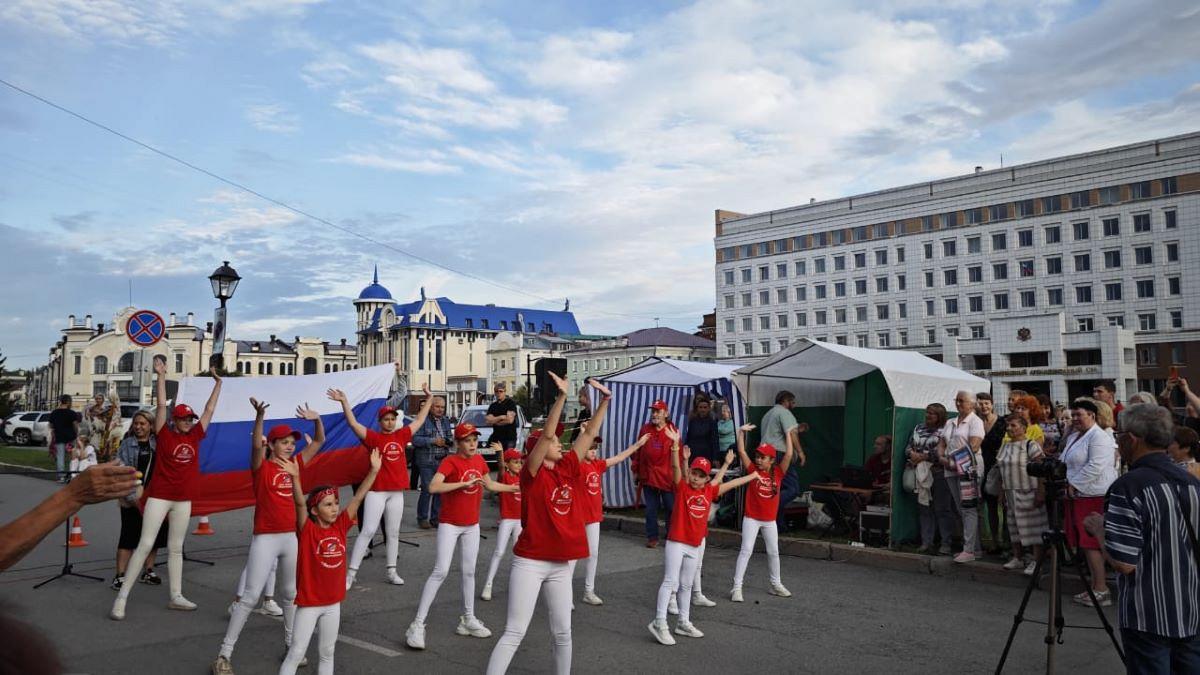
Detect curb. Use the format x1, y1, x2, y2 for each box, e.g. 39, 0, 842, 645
602, 512, 1085, 594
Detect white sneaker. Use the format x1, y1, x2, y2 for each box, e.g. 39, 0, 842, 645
405, 621, 426, 650
1002, 557, 1024, 571
647, 619, 676, 646
257, 599, 283, 616
211, 655, 233, 675
456, 615, 492, 638
691, 592, 716, 607
168, 596, 197, 611
386, 569, 405, 586
769, 583, 792, 598
668, 594, 678, 615
345, 569, 357, 591
674, 621, 705, 638
1023, 560, 1038, 576
109, 597, 126, 621
581, 591, 603, 606
480, 583, 493, 601
730, 587, 744, 603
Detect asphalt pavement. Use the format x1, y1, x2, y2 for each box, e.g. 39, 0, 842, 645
0, 473, 1126, 674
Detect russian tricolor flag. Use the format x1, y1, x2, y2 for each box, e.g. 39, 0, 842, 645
176, 364, 396, 516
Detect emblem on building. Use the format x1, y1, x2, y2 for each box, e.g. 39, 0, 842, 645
1017, 327, 1031, 342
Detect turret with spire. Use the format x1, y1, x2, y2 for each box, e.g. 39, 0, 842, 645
354, 264, 394, 331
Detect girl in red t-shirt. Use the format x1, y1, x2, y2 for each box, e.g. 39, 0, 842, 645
485, 374, 612, 675
731, 425, 795, 602
574, 432, 646, 606
110, 359, 222, 621
405, 424, 518, 651
277, 448, 379, 675
328, 374, 433, 589
481, 449, 525, 601
212, 399, 328, 674
649, 430, 758, 645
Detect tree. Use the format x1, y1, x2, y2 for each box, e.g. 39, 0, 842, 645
0, 348, 16, 423
512, 384, 545, 419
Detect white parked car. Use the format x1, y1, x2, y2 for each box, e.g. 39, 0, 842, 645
458, 404, 530, 467
4, 411, 51, 445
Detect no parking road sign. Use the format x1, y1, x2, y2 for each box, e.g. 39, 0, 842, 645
125, 309, 165, 347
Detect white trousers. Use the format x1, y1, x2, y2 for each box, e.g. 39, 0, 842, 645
280, 603, 339, 675
221, 533, 297, 658
414, 523, 480, 624
657, 540, 700, 622
348, 490, 405, 573
583, 522, 601, 593
485, 556, 573, 675
117, 497, 190, 601
484, 518, 522, 589
732, 517, 781, 588
693, 538, 707, 596
237, 559, 278, 598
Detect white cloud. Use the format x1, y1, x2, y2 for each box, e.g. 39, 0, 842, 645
328, 151, 462, 175
524, 30, 631, 91
245, 103, 301, 133
358, 42, 496, 94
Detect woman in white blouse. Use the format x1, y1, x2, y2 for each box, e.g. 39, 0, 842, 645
1058, 398, 1118, 607
936, 391, 985, 563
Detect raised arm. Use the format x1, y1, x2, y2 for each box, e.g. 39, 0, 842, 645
326, 388, 368, 441
198, 368, 222, 432
296, 403, 326, 464
406, 383, 435, 433
153, 357, 168, 433
716, 471, 760, 497
605, 434, 648, 468
572, 378, 610, 460
250, 398, 269, 471
669, 427, 683, 484
346, 449, 382, 519
1178, 378, 1200, 413
276, 456, 306, 533
527, 372, 570, 476
779, 430, 795, 475
712, 448, 736, 485
735, 423, 755, 470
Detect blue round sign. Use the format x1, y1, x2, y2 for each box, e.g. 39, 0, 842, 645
126, 310, 165, 347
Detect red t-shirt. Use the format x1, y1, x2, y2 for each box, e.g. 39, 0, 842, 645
513, 452, 588, 561
364, 427, 413, 491
743, 465, 783, 521
632, 422, 681, 492
668, 479, 720, 547
498, 469, 522, 520
253, 454, 305, 534
580, 459, 607, 525
436, 453, 489, 526
145, 424, 206, 501
295, 510, 353, 607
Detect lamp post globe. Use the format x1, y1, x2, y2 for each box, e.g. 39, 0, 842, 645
209, 260, 241, 305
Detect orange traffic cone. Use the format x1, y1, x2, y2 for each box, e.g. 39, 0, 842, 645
67, 516, 89, 547
192, 516, 215, 536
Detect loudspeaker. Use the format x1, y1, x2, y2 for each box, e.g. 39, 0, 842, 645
535, 358, 568, 406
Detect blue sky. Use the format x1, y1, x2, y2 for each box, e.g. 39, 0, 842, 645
2, 0, 1199, 369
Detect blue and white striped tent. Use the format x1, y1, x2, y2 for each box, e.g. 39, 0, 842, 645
590, 358, 747, 508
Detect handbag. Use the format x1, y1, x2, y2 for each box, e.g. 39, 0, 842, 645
902, 465, 917, 493
984, 465, 1003, 496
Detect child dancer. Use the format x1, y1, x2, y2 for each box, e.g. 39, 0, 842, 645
405, 429, 518, 650
485, 374, 611, 675
328, 378, 433, 588
577, 432, 646, 605
481, 449, 524, 601
110, 360, 222, 620
277, 449, 380, 675
212, 400, 327, 674
649, 431, 760, 645
730, 425, 794, 602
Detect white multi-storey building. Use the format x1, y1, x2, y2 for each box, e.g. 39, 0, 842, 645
714, 132, 1200, 405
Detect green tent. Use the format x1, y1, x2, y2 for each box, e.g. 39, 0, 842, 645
731, 338, 988, 544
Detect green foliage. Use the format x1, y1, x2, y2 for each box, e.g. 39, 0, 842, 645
512, 384, 545, 418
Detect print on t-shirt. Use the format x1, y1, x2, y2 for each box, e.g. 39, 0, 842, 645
686, 493, 710, 520
550, 483, 574, 516
584, 470, 602, 496
315, 533, 346, 570
270, 470, 294, 499
171, 441, 197, 465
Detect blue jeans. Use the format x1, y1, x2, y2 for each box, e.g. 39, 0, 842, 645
643, 486, 673, 542
1121, 627, 1200, 675
777, 474, 801, 532
54, 442, 70, 481
416, 460, 441, 523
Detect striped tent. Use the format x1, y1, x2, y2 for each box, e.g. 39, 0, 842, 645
591, 358, 747, 508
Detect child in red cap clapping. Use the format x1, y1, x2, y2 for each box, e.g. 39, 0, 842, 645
481, 448, 525, 601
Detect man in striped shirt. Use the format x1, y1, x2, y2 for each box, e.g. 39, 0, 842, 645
1085, 403, 1200, 674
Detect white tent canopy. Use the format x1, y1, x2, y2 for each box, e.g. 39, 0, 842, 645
604, 358, 747, 386
732, 339, 988, 409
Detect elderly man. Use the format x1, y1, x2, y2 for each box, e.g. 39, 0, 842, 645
759, 391, 808, 532
1084, 404, 1200, 673
485, 382, 519, 450
937, 391, 985, 563
412, 396, 454, 529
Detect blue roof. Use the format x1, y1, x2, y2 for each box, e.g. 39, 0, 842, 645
359, 297, 580, 334
356, 265, 393, 301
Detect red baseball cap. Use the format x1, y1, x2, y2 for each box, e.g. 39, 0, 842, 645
267, 424, 302, 443
172, 404, 198, 420
454, 422, 480, 440
649, 400, 669, 412
377, 406, 399, 421
755, 443, 778, 458
689, 457, 712, 474
503, 449, 523, 461
524, 430, 542, 452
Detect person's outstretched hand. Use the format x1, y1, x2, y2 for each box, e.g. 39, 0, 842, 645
68, 462, 139, 505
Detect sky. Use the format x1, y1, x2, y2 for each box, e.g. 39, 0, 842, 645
2, 0, 1199, 369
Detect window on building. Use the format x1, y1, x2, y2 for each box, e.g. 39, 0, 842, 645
1170, 310, 1183, 329
1017, 199, 1035, 217
741, 292, 752, 307
925, 215, 937, 231
970, 325, 986, 339
833, 230, 846, 244
726, 344, 736, 357
854, 252, 866, 268
1171, 343, 1185, 364
966, 208, 983, 224
759, 290, 770, 305
1076, 285, 1093, 303
1046, 256, 1063, 275
724, 294, 735, 309
1139, 313, 1157, 331
117, 352, 135, 373
740, 269, 752, 283
1103, 250, 1121, 269
989, 204, 1009, 221
875, 249, 888, 265
1019, 260, 1034, 277
1070, 190, 1091, 209
1074, 253, 1090, 272
73, 354, 81, 375
1010, 351, 1051, 368
1102, 218, 1120, 236
896, 246, 906, 263
875, 276, 888, 293
1017, 229, 1033, 247
1105, 282, 1122, 302
1043, 196, 1062, 214
742, 317, 752, 332
835, 308, 847, 324
815, 257, 826, 273
258, 362, 265, 375
1132, 213, 1151, 233
93, 355, 108, 374
994, 292, 1009, 310
923, 242, 934, 260
1073, 221, 1089, 240
855, 279, 867, 295
1098, 186, 1120, 205
1166, 242, 1179, 262
724, 318, 735, 333
944, 298, 959, 315
897, 274, 906, 290
1020, 290, 1036, 308
943, 240, 957, 257
797, 311, 807, 326
968, 295, 983, 312
1136, 279, 1155, 299
815, 232, 828, 247
873, 223, 888, 238
500, 321, 508, 330
1066, 349, 1103, 366
898, 302, 907, 319
966, 236, 981, 254
795, 260, 806, 276
855, 334, 867, 348
898, 330, 908, 346
776, 263, 788, 279
946, 326, 960, 338
991, 232, 1007, 251
836, 335, 848, 345
796, 285, 807, 301
1130, 180, 1152, 200
723, 270, 735, 285
777, 313, 789, 328
924, 271, 934, 288
1108, 315, 1125, 328
758, 265, 769, 281
834, 281, 846, 297
742, 342, 754, 356
876, 304, 889, 320
992, 262, 1008, 280
1047, 288, 1063, 306
941, 212, 959, 228
815, 310, 827, 325
1135, 246, 1153, 265
834, 255, 846, 271
1169, 276, 1181, 295
175, 353, 184, 373
777, 288, 788, 303
877, 332, 890, 348
1138, 345, 1157, 364
925, 299, 936, 317
815, 284, 827, 299
856, 306, 868, 322
944, 269, 958, 286
926, 328, 937, 345
1045, 225, 1061, 243
1161, 177, 1178, 195
1165, 210, 1177, 229
967, 266, 982, 283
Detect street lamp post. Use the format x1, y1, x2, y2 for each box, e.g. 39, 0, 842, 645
208, 261, 241, 372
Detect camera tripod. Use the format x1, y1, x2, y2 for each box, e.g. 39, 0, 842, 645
994, 512, 1125, 673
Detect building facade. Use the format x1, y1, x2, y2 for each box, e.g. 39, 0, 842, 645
25, 307, 356, 411
487, 331, 593, 396
714, 132, 1200, 405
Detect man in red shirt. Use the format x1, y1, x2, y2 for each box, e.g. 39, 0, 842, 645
632, 401, 680, 548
